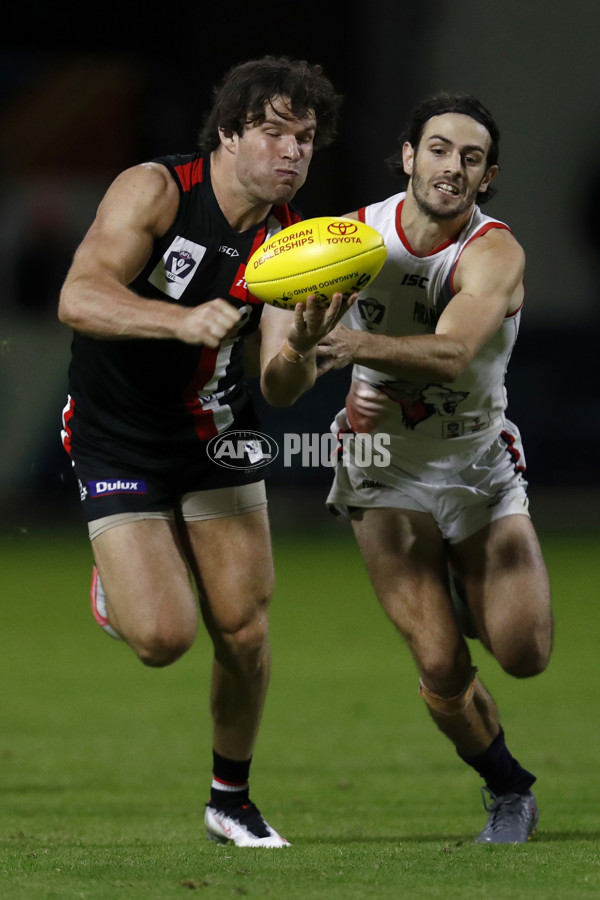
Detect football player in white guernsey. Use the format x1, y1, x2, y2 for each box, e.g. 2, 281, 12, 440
318, 94, 552, 844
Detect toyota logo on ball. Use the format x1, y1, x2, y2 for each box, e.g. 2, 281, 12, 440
327, 220, 358, 236
207, 430, 279, 470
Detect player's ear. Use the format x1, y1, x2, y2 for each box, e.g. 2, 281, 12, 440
402, 141, 415, 177
218, 127, 237, 153
478, 164, 499, 194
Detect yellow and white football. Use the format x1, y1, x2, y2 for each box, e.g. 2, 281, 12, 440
245, 216, 387, 310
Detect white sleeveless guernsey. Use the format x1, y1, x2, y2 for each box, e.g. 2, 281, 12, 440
339, 192, 522, 483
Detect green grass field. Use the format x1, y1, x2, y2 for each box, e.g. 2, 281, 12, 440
1, 521, 599, 899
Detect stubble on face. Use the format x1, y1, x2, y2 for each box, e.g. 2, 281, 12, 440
410, 160, 485, 221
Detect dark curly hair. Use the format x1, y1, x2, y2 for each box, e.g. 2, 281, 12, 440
198, 56, 342, 153
386, 92, 500, 204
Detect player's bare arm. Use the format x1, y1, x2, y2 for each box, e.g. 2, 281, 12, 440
58, 163, 241, 346
259, 292, 354, 406
318, 228, 524, 381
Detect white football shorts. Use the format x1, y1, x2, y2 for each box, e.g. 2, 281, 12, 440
326, 428, 530, 544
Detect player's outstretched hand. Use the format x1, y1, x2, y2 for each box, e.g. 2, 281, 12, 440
286, 292, 356, 355
177, 298, 242, 347
316, 321, 357, 375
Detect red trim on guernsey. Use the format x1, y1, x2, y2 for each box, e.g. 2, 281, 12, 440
231, 262, 253, 303
241, 225, 270, 304
357, 207, 366, 223
500, 429, 526, 474
243, 207, 301, 303
183, 347, 221, 441
174, 158, 204, 192
447, 221, 512, 303
61, 395, 75, 455
271, 205, 301, 230
395, 199, 456, 256
457, 221, 510, 257
505, 300, 524, 319
286, 208, 302, 227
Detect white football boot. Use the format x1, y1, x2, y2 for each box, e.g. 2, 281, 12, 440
205, 801, 291, 847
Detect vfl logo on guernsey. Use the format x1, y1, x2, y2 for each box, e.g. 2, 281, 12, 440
148, 237, 207, 299
88, 480, 148, 497
357, 296, 385, 330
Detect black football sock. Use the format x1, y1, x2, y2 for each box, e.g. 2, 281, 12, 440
209, 750, 252, 809
457, 727, 536, 796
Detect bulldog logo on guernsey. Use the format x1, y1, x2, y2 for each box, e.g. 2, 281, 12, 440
89, 480, 148, 497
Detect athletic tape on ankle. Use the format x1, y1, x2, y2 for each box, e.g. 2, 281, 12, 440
419, 667, 478, 715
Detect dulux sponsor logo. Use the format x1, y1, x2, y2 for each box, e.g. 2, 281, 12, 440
89, 480, 147, 497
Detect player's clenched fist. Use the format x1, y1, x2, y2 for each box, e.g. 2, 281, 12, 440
176, 298, 242, 346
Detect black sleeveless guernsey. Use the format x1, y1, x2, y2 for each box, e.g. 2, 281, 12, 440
63, 152, 298, 479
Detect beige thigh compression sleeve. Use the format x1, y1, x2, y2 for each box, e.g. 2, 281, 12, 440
180, 481, 267, 521
87, 482, 267, 541
88, 510, 175, 541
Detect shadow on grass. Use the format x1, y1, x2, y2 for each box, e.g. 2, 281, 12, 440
304, 830, 600, 844
528, 831, 600, 843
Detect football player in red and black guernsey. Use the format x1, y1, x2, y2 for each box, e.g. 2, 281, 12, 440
59, 56, 352, 848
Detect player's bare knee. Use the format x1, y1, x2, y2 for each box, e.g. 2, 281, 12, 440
227, 615, 269, 654
132, 621, 196, 668
415, 640, 473, 697
499, 644, 550, 678
495, 627, 552, 678
135, 636, 192, 667
419, 667, 474, 701
213, 607, 270, 673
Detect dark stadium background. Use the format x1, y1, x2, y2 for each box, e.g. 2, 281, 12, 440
1, 1, 599, 533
